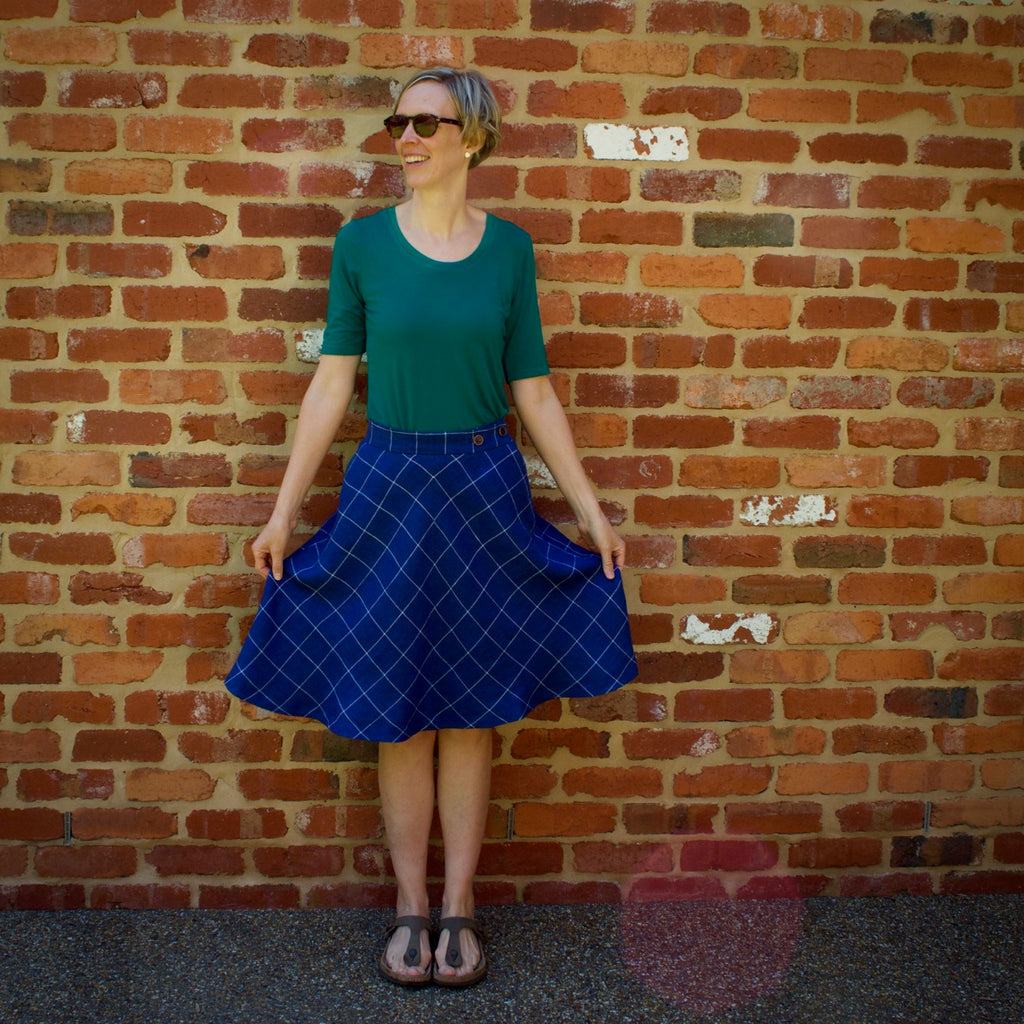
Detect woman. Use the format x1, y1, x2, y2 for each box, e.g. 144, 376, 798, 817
225, 68, 637, 987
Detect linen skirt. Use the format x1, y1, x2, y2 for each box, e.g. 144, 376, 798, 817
224, 419, 638, 742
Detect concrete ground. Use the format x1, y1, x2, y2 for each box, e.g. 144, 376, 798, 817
1, 896, 1021, 1024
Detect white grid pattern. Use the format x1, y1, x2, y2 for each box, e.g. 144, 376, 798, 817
225, 421, 637, 741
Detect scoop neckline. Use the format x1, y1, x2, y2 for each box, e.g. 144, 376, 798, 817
387, 206, 493, 267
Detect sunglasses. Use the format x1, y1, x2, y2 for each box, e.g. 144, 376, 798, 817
383, 113, 463, 139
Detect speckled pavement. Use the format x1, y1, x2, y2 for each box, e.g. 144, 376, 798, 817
1, 896, 1021, 1024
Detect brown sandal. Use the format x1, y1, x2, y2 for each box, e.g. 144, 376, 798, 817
378, 915, 433, 987
433, 916, 487, 988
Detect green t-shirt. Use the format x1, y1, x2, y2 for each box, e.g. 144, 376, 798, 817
320, 206, 550, 432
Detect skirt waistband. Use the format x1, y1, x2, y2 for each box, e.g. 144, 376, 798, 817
364, 419, 513, 455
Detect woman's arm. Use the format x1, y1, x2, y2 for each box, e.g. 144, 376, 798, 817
510, 374, 625, 580
252, 353, 362, 581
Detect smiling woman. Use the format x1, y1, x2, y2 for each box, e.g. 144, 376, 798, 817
223, 66, 637, 990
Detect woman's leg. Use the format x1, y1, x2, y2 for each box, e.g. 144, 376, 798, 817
377, 729, 436, 977
434, 726, 492, 979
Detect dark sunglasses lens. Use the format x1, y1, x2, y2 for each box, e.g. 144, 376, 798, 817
384, 114, 440, 138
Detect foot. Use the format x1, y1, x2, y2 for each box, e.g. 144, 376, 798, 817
379, 915, 433, 987
434, 916, 487, 988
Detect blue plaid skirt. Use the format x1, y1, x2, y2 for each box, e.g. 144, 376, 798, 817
225, 420, 637, 742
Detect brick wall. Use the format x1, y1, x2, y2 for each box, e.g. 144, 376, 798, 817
2, 0, 1023, 910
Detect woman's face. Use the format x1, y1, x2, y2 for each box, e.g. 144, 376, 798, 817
393, 80, 473, 191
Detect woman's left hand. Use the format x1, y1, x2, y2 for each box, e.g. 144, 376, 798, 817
577, 510, 626, 581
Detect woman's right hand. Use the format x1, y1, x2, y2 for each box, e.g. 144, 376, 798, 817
251, 514, 295, 582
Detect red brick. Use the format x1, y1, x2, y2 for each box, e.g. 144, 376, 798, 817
0, 808, 64, 841
179, 729, 282, 764
698, 128, 800, 163
678, 455, 778, 489
642, 168, 741, 204
726, 801, 822, 834
937, 651, 1019, 684
675, 688, 773, 721
936, 721, 1024, 755
789, 838, 881, 869
36, 846, 137, 879
622, 728, 720, 760
243, 32, 351, 65
580, 292, 680, 328
127, 28, 232, 65
573, 840, 671, 874
917, 135, 1012, 171
857, 90, 955, 125
72, 651, 162, 686
253, 845, 344, 878
741, 335, 840, 368
799, 297, 896, 329
0, 886, 88, 911
892, 610, 987, 643
783, 687, 876, 720
912, 52, 1013, 89
641, 255, 743, 291
743, 415, 839, 450
859, 175, 950, 211
847, 494, 944, 529
848, 418, 939, 450
563, 767, 662, 798
635, 494, 732, 529
838, 801, 926, 833
13, 691, 115, 725
749, 88, 850, 123
838, 572, 936, 606
860, 257, 959, 292
8, 113, 116, 152
622, 802, 717, 836
474, 35, 577, 71
833, 725, 927, 756
690, 533, 779, 568
0, 326, 58, 361
71, 729, 166, 762
183, 161, 288, 197
673, 766, 772, 799
514, 802, 617, 837
837, 650, 934, 683
694, 44, 796, 79
725, 725, 824, 759
10, 532, 116, 566
5, 26, 117, 65
753, 254, 852, 289
575, 374, 678, 410
809, 132, 907, 166
0, 242, 57, 279
880, 761, 974, 795
8, 284, 112, 320
1, 70, 47, 107
805, 48, 906, 84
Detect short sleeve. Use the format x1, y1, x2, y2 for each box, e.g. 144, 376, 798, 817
320, 224, 367, 357
502, 231, 550, 383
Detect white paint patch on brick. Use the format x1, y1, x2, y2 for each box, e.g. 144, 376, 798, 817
344, 161, 378, 195
682, 613, 776, 645
690, 731, 720, 757
584, 123, 689, 162
67, 412, 86, 443
296, 328, 323, 363
524, 454, 556, 489
741, 494, 837, 527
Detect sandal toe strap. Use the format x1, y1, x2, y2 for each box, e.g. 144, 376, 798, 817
384, 915, 432, 968
439, 916, 484, 968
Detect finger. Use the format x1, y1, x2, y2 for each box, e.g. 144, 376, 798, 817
270, 550, 284, 582
602, 550, 615, 580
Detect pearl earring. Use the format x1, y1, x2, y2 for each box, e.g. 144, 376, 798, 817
465, 152, 471, 159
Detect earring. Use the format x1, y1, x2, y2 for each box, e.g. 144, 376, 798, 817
465, 152, 471, 159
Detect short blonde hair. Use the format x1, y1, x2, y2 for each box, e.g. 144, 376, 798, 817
395, 68, 501, 169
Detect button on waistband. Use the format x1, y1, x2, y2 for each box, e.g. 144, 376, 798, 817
472, 434, 484, 446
